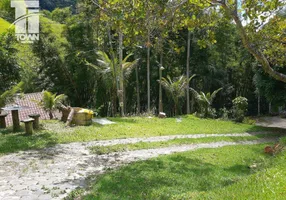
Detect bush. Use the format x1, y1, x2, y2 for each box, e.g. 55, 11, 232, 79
218, 107, 230, 120
232, 96, 248, 122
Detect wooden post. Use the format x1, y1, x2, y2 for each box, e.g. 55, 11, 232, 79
28, 114, 40, 129
12, 110, 20, 132
0, 113, 8, 128
22, 119, 34, 135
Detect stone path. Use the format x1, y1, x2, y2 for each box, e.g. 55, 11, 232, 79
0, 133, 277, 200
85, 131, 272, 147
256, 116, 286, 129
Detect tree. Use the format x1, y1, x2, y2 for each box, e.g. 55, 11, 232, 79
190, 87, 222, 118
86, 51, 138, 116
160, 75, 196, 115
39, 91, 67, 119
0, 33, 20, 94
210, 0, 286, 83
51, 7, 72, 24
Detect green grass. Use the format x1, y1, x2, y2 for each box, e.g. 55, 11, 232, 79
0, 115, 275, 155
54, 115, 269, 143
82, 143, 286, 200
90, 134, 278, 155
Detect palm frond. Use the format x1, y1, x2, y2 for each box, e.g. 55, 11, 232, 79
210, 88, 222, 104
0, 82, 24, 107
123, 53, 133, 62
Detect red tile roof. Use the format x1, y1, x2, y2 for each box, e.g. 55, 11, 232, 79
1, 92, 61, 126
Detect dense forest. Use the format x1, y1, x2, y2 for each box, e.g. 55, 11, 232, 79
0, 0, 285, 117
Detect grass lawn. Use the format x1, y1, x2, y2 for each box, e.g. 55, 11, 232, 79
0, 115, 274, 155
81, 143, 286, 200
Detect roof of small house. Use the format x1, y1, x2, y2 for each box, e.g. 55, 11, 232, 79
1, 92, 61, 126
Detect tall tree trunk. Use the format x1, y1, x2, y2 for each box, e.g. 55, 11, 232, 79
147, 29, 151, 114
186, 30, 191, 114
159, 51, 163, 113
118, 31, 124, 117
108, 27, 117, 116
136, 64, 140, 115
217, 1, 286, 83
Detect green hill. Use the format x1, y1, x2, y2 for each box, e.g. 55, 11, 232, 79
0, 17, 11, 34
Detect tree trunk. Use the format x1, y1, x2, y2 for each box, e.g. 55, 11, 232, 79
136, 64, 140, 115
186, 30, 191, 114
108, 27, 117, 117
218, 1, 286, 83
159, 51, 163, 113
147, 29, 151, 114
118, 31, 124, 117
49, 111, 53, 120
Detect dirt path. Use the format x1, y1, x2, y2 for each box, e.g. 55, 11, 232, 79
0, 134, 276, 200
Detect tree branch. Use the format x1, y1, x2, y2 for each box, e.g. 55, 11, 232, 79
213, 0, 286, 83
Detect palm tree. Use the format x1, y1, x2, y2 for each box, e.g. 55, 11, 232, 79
160, 75, 196, 116
190, 87, 222, 118
86, 51, 138, 116
40, 91, 67, 119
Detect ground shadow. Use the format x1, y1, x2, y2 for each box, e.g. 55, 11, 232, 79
0, 129, 58, 155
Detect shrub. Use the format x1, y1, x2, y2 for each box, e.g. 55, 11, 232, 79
232, 96, 248, 122
218, 107, 230, 120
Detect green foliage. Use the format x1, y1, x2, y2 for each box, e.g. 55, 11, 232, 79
0, 82, 24, 108
218, 107, 230, 120
39, 91, 67, 119
0, 0, 278, 117
160, 75, 195, 115
191, 88, 222, 118
0, 0, 14, 22
254, 67, 286, 107
39, 0, 77, 11
86, 51, 138, 116
232, 96, 248, 122
31, 17, 69, 94
0, 32, 20, 93
51, 7, 72, 24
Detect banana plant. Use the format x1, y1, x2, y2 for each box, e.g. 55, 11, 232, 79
190, 87, 222, 118
159, 75, 196, 116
